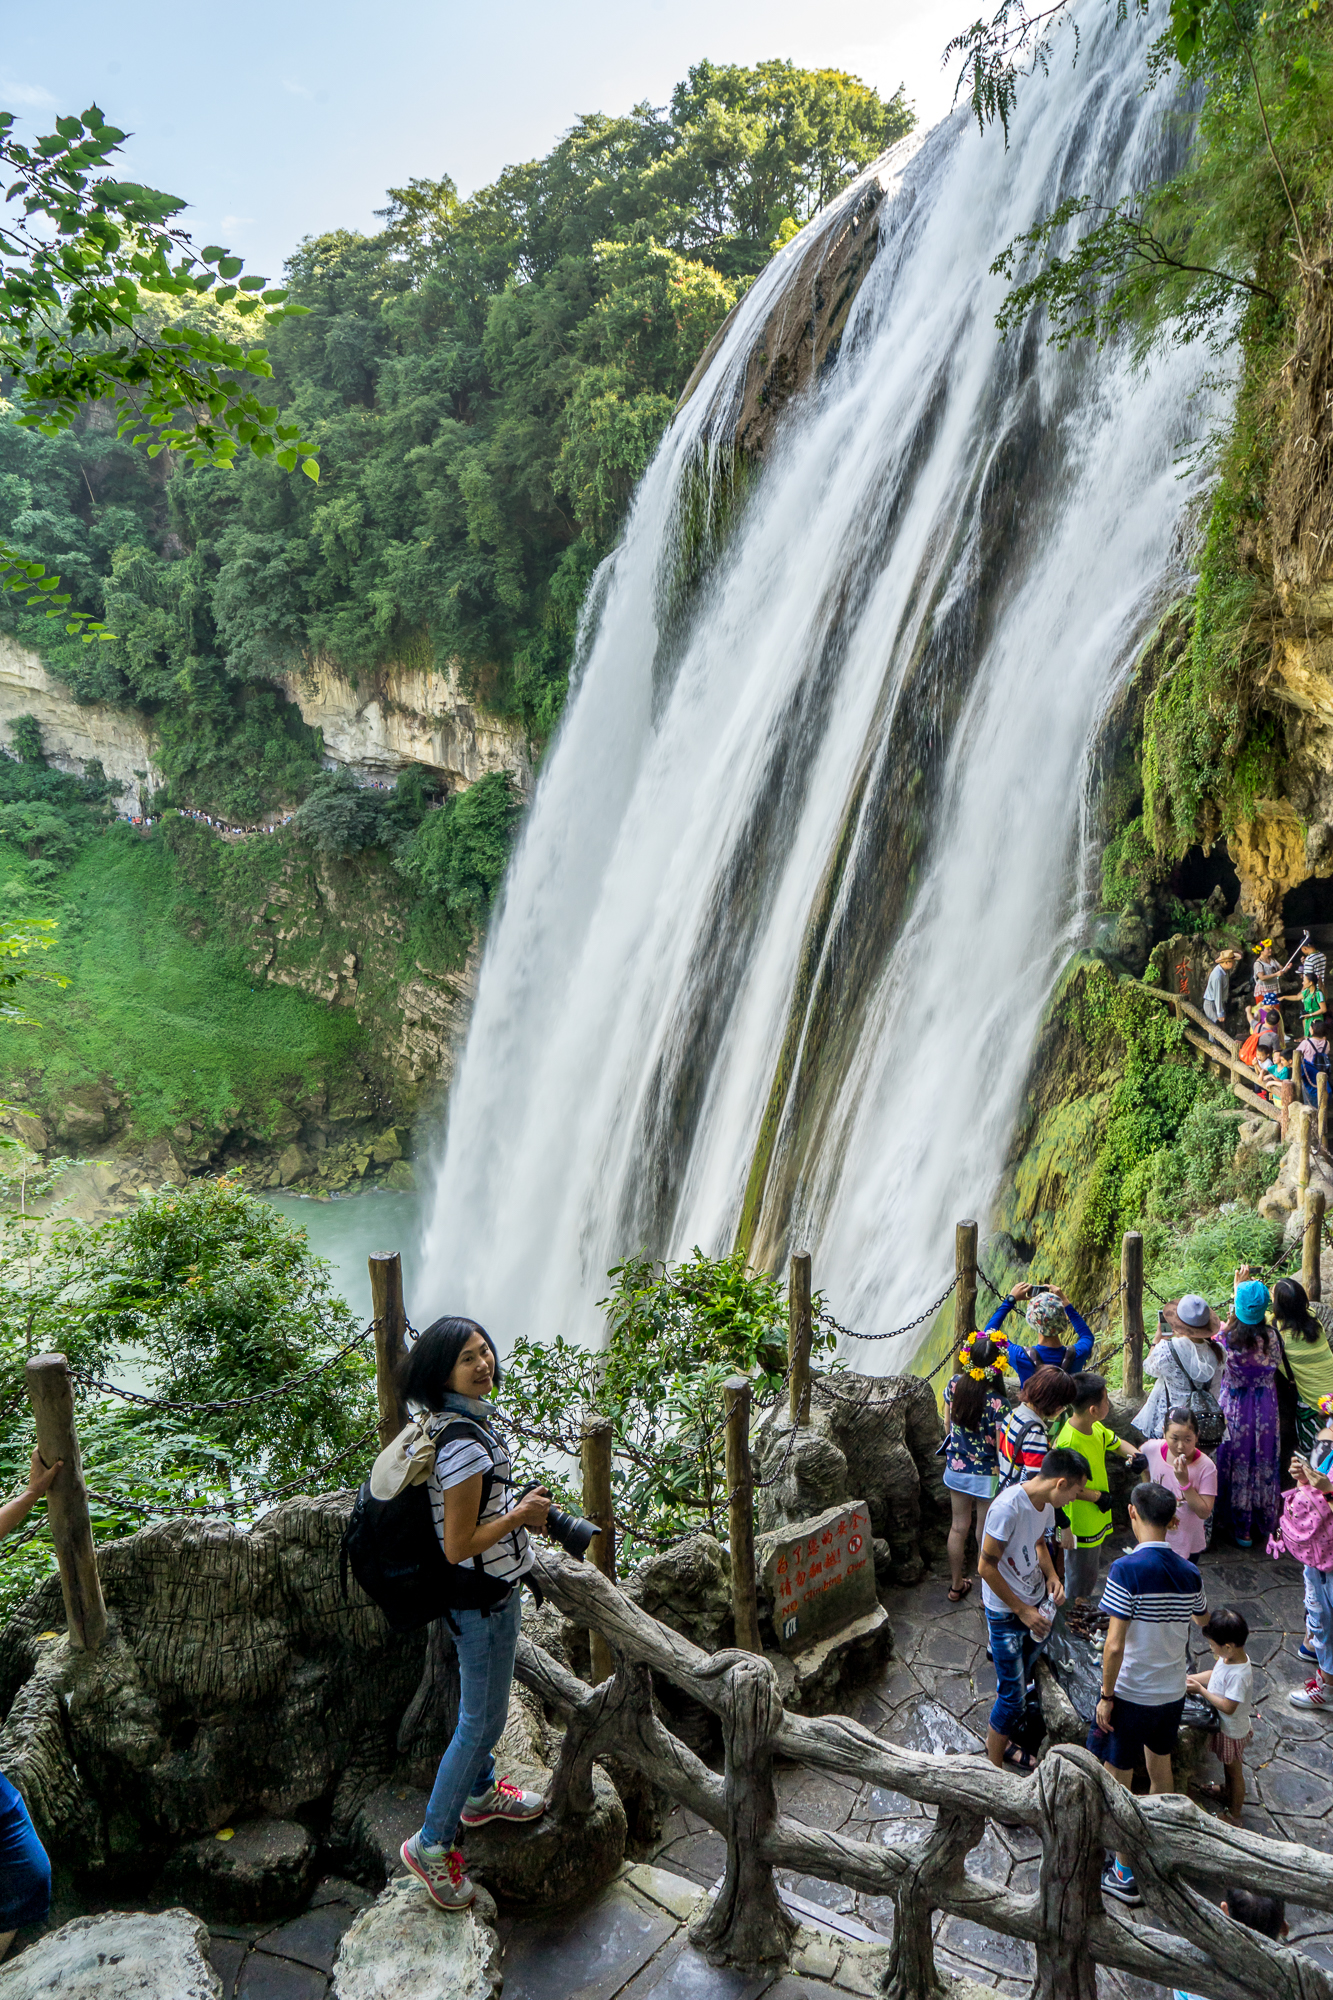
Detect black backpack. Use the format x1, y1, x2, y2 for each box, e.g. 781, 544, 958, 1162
339, 1417, 514, 1633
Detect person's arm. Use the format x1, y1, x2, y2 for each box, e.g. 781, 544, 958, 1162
1062, 1304, 1093, 1367
983, 1296, 1017, 1334
0, 1450, 61, 1542
1185, 1677, 1239, 1714
1095, 1616, 1130, 1732
978, 1533, 1053, 1635
440, 1473, 551, 1564
1037, 1533, 1065, 1607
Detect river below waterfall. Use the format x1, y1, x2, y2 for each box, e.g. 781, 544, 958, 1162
423, 3, 1228, 1362
261, 1189, 425, 1326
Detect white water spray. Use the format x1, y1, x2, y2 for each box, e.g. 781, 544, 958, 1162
423, 10, 1225, 1360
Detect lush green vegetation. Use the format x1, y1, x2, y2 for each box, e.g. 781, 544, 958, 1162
501, 1246, 835, 1556
0, 1176, 374, 1617
0, 62, 912, 818
0, 817, 362, 1145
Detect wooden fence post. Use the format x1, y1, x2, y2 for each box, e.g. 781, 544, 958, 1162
1298, 1103, 1313, 1215
368, 1252, 410, 1451
581, 1416, 616, 1684
1305, 1187, 1326, 1304
953, 1221, 978, 1357
25, 1354, 107, 1655
723, 1377, 760, 1653
1320, 1069, 1328, 1154
1122, 1232, 1145, 1402
788, 1251, 812, 1427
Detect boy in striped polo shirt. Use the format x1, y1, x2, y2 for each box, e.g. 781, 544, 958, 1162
1091, 1482, 1208, 1908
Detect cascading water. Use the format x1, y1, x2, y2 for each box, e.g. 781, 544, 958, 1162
423, 6, 1226, 1362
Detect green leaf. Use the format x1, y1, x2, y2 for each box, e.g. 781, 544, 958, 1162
302, 458, 320, 482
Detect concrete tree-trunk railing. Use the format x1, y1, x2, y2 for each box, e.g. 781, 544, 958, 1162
516, 1550, 1333, 1998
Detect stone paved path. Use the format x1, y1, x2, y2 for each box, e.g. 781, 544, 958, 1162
650, 1546, 1333, 1996
203, 1547, 1333, 1999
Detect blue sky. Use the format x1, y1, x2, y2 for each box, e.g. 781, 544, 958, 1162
4, 0, 980, 281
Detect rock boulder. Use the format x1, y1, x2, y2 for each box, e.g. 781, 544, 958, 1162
0, 1909, 218, 1999
331, 1873, 502, 2000
161, 1816, 318, 1923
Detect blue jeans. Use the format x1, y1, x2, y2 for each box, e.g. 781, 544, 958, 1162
1306, 1565, 1333, 1677
421, 1589, 522, 1847
0, 1774, 50, 1930
985, 1605, 1047, 1738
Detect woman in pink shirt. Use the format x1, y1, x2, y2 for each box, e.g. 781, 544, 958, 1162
1144, 1407, 1217, 1556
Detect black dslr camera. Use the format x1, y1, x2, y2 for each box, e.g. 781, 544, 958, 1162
517, 1481, 602, 1560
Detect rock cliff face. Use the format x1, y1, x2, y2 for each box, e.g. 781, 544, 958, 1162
676, 139, 922, 459
275, 652, 530, 791
0, 637, 161, 811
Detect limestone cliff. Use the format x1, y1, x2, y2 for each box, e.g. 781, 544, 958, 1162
0, 637, 161, 811
274, 651, 531, 791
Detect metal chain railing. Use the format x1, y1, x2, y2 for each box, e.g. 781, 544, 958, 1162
83, 1420, 381, 1524
816, 1271, 958, 1344
71, 1318, 383, 1416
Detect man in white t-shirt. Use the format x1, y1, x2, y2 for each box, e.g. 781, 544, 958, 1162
979, 1449, 1090, 1774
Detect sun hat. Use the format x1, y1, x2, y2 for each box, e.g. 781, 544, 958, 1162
1234, 1279, 1271, 1326
1163, 1294, 1221, 1337
1025, 1290, 1068, 1333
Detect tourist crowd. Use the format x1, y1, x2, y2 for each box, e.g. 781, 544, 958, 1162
943, 1268, 1333, 1913
1203, 932, 1330, 1110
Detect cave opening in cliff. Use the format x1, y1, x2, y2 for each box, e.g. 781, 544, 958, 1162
1167, 842, 1241, 909
1282, 874, 1333, 930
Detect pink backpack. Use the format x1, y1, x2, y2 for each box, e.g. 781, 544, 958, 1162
1268, 1484, 1333, 1570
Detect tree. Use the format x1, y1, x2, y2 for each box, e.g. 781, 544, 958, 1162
0, 102, 318, 637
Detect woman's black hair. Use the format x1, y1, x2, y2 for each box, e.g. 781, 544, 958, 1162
950, 1340, 1003, 1430
1223, 1314, 1270, 1356
1275, 1277, 1323, 1342
398, 1315, 502, 1410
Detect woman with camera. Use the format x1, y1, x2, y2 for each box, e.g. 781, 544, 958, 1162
398, 1316, 552, 1911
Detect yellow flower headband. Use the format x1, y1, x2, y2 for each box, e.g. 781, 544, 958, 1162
956, 1331, 1011, 1382
1319, 1394, 1333, 1419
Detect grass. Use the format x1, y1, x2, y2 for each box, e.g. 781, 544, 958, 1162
0, 825, 363, 1143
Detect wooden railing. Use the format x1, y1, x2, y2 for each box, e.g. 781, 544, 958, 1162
518, 1550, 1333, 2000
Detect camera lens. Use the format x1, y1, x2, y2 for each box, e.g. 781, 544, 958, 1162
546, 1504, 602, 1561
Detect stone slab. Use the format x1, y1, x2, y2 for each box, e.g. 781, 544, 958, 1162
256, 1904, 360, 1974
757, 1502, 875, 1654
165, 1818, 319, 1924
499, 1878, 678, 2000
331, 1873, 501, 2000
0, 1909, 221, 2000
237, 1955, 328, 2000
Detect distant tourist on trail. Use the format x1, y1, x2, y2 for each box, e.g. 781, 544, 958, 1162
1134, 1294, 1225, 1452
1141, 1408, 1217, 1559
997, 1365, 1077, 1487
396, 1317, 550, 1911
1296, 1015, 1331, 1112
0, 1448, 60, 1956
1253, 937, 1282, 1000
1258, 1004, 1285, 1056
942, 1334, 1010, 1603
1203, 948, 1241, 1026
983, 1281, 1093, 1383
978, 1448, 1089, 1776
1259, 1047, 1291, 1103
1090, 1481, 1208, 1909
1186, 1608, 1253, 1826
1304, 938, 1328, 987
1053, 1372, 1144, 1604
1274, 1279, 1333, 1458
1216, 1273, 1279, 1549
1303, 970, 1327, 1042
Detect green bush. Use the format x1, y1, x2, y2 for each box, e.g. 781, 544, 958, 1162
395, 773, 524, 920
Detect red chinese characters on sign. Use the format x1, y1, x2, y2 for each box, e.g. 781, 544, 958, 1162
777, 1508, 869, 1628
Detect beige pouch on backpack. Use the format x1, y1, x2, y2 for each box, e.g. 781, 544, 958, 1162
368, 1417, 441, 1500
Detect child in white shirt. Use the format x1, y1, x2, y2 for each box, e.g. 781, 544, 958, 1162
1186, 1608, 1254, 1825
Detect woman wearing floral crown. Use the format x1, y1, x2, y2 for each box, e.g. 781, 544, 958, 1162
942, 1333, 1011, 1603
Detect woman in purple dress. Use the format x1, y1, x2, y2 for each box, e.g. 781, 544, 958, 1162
1216, 1271, 1280, 1548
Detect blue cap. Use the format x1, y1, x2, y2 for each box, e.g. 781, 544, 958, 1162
1234, 1279, 1270, 1326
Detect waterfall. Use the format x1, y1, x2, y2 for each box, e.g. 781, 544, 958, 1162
422, 7, 1225, 1362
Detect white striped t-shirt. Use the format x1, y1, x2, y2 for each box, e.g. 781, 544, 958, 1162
1099, 1544, 1206, 1703
426, 1420, 534, 1586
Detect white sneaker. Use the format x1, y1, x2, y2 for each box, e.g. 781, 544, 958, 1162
401, 1833, 476, 1908
459, 1775, 547, 1827
1289, 1674, 1333, 1711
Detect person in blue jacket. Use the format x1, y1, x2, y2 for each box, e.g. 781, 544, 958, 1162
984, 1282, 1094, 1386
0, 1448, 59, 1959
